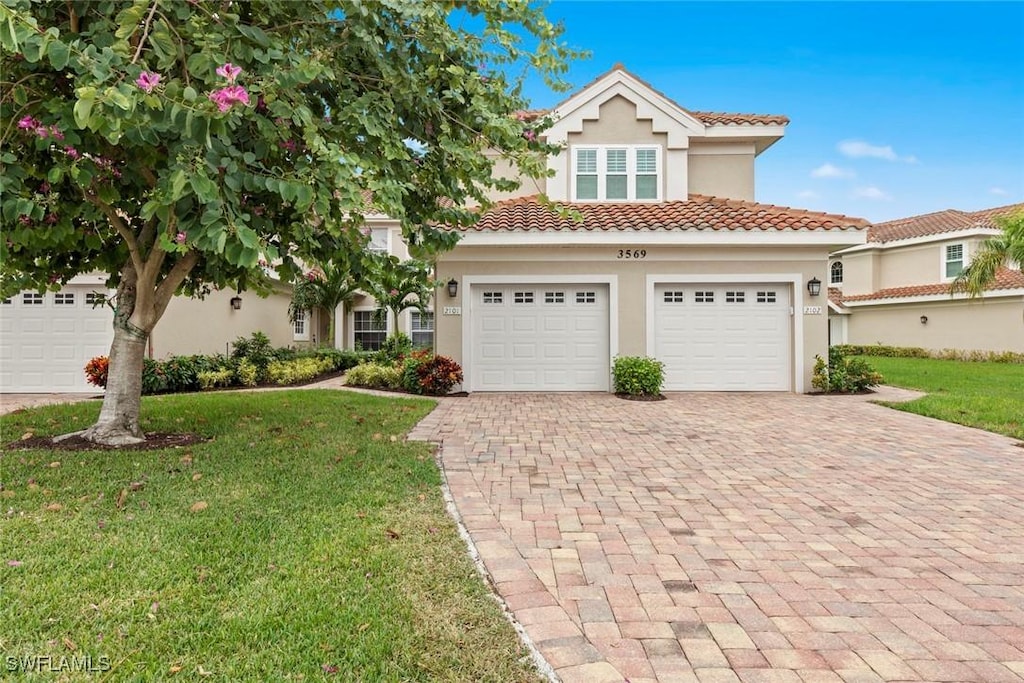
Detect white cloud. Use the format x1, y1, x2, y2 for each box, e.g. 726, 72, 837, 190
990, 187, 1009, 196
853, 186, 893, 201
838, 139, 917, 163
796, 190, 819, 199
811, 163, 855, 179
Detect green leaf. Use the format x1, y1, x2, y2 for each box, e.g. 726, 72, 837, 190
46, 39, 69, 70
183, 86, 197, 102
47, 167, 64, 184
0, 17, 18, 52
72, 93, 94, 129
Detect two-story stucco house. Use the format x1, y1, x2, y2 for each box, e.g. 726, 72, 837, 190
828, 203, 1024, 353
430, 65, 869, 392
1, 65, 872, 394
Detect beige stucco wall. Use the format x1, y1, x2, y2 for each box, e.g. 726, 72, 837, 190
846, 298, 1024, 353
475, 153, 546, 207
687, 148, 755, 201
151, 287, 297, 358
436, 244, 831, 392
838, 235, 995, 296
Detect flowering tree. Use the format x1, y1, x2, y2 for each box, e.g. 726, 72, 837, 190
0, 1, 575, 445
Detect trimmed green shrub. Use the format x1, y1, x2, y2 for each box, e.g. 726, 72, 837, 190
344, 362, 403, 390
612, 356, 665, 396
813, 346, 883, 393
198, 368, 234, 390
401, 350, 432, 394
835, 344, 1024, 364
142, 358, 168, 394
377, 332, 413, 364
235, 359, 259, 387
266, 357, 335, 385
231, 331, 275, 381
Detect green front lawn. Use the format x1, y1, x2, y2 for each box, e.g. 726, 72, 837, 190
861, 356, 1024, 440
0, 391, 541, 682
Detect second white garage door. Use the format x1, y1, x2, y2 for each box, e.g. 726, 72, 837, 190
654, 283, 791, 391
472, 284, 609, 391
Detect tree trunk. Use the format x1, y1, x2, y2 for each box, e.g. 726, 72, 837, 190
78, 327, 148, 446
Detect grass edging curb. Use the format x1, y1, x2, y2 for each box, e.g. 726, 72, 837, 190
430, 442, 559, 683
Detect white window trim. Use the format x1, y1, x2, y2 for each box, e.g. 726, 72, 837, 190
829, 260, 844, 285
409, 309, 435, 349
572, 144, 662, 202
350, 307, 390, 351
292, 308, 311, 342
942, 242, 966, 281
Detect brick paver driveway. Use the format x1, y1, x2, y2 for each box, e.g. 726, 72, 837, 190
409, 391, 1024, 683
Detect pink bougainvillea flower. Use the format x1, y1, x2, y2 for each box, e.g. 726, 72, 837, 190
175, 232, 187, 244
522, 129, 537, 142
45, 213, 58, 225
39, 182, 50, 194
48, 125, 64, 140
17, 116, 38, 130
63, 146, 80, 159
389, 288, 399, 297
135, 71, 161, 93
215, 62, 242, 83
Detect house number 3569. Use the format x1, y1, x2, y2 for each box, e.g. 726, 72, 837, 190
617, 249, 647, 259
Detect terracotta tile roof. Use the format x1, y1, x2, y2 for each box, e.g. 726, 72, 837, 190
461, 194, 869, 232
688, 111, 790, 126
869, 202, 1024, 243
828, 287, 846, 307
841, 268, 1024, 302
513, 63, 789, 128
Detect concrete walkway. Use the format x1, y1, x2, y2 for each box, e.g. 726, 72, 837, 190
408, 391, 1024, 683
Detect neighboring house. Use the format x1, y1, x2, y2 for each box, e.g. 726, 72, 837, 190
431, 65, 869, 392
828, 203, 1024, 353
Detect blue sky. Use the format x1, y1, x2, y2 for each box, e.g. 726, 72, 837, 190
518, 1, 1024, 222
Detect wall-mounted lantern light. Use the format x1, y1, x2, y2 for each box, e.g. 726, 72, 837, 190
807, 277, 822, 297
230, 295, 242, 311
920, 315, 928, 325
446, 278, 458, 298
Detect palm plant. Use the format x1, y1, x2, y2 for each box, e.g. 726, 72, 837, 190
289, 260, 362, 347
365, 255, 435, 330
952, 210, 1024, 297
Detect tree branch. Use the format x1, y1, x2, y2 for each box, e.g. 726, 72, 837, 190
86, 193, 145, 276
152, 250, 200, 318
131, 1, 160, 65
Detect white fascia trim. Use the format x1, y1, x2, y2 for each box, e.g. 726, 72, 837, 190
688, 142, 756, 155
833, 228, 1002, 255
842, 288, 1024, 307
644, 273, 805, 393
828, 300, 850, 315
461, 274, 619, 393
455, 229, 867, 248
68, 273, 111, 286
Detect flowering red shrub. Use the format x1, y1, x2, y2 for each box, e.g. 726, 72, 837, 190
84, 356, 109, 388
416, 355, 463, 396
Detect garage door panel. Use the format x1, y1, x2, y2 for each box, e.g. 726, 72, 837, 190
1, 286, 113, 392
655, 283, 791, 392
473, 283, 609, 391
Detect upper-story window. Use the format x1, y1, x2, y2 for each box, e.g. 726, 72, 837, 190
944, 243, 965, 279
573, 145, 660, 201
830, 261, 843, 285
368, 228, 389, 254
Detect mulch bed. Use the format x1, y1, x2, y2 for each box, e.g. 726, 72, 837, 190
6, 433, 207, 452
615, 393, 666, 401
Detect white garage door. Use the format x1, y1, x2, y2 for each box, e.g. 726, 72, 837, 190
654, 283, 791, 391
0, 287, 113, 393
472, 284, 609, 391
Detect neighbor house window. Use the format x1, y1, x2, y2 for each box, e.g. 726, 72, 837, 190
944, 244, 964, 278
353, 310, 387, 351
293, 308, 310, 341
368, 228, 389, 254
410, 310, 434, 348
830, 261, 844, 285
573, 145, 661, 201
